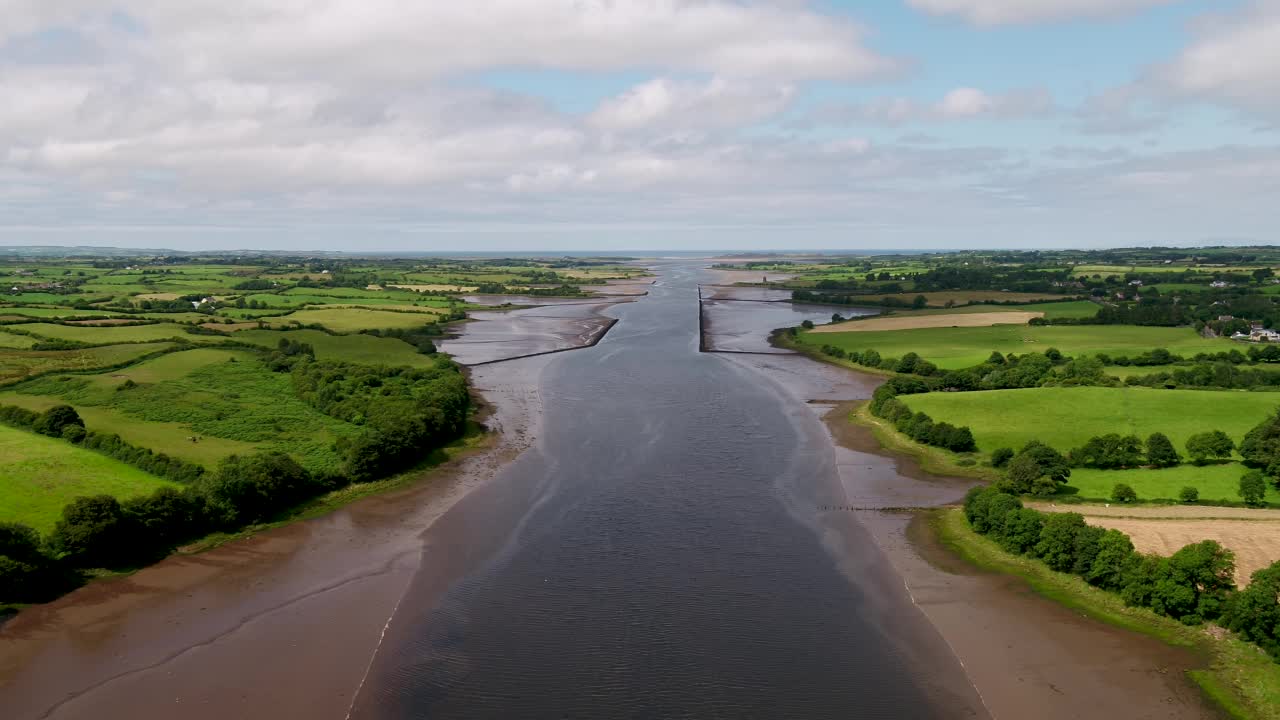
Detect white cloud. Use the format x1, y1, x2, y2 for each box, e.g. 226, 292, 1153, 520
1156, 3, 1280, 121
906, 0, 1172, 26
588, 77, 794, 131
813, 87, 1052, 126
936, 88, 993, 117
2, 1, 893, 83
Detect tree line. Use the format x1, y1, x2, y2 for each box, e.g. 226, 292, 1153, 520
0, 354, 471, 606
869, 380, 977, 453
964, 486, 1280, 661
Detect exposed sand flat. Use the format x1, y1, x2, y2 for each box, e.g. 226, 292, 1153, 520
1028, 502, 1280, 587
810, 311, 1043, 333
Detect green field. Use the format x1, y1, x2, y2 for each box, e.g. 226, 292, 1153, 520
0, 424, 178, 533
19, 322, 219, 345
0, 306, 126, 318
233, 329, 436, 366
0, 342, 175, 385
262, 307, 443, 333
0, 332, 37, 349
6, 351, 356, 473
802, 324, 1228, 369
1065, 463, 1280, 503
902, 386, 1279, 453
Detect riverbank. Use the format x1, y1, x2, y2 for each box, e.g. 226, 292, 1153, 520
0, 356, 550, 720
933, 506, 1280, 719
715, 340, 1222, 718
808, 391, 1226, 719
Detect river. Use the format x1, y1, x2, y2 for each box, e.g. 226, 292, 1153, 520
348, 261, 983, 717
0, 260, 1215, 720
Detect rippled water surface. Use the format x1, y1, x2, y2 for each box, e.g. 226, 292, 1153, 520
351, 262, 982, 719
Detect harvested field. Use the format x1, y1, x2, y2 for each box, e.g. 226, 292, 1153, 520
134, 292, 183, 301
1028, 502, 1280, 587
811, 311, 1042, 333
63, 318, 148, 326
390, 283, 478, 292
199, 322, 261, 332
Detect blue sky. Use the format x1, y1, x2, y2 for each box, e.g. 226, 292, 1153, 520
0, 1, 1277, 251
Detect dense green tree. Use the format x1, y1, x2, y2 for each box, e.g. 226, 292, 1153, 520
1070, 434, 1144, 469
999, 508, 1044, 555
800, 320, 814, 330
1240, 410, 1280, 476
1222, 561, 1280, 660
1116, 541, 1234, 624
895, 352, 922, 374
1239, 470, 1267, 507
34, 405, 84, 438
1034, 512, 1087, 572
121, 487, 205, 551
1070, 524, 1107, 577
49, 495, 131, 567
0, 522, 61, 601
1000, 441, 1071, 495
990, 447, 1014, 468
198, 452, 315, 526
1185, 431, 1235, 465
1145, 432, 1180, 468
1179, 486, 1200, 503
1111, 483, 1138, 503
1087, 529, 1135, 590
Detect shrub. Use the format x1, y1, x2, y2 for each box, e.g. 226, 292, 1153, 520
1178, 486, 1199, 503
1111, 483, 1138, 503
1185, 430, 1236, 465
1145, 432, 1180, 468
0, 522, 64, 602
1240, 410, 1280, 476
1222, 560, 1280, 660
34, 405, 84, 438
1240, 470, 1267, 507
990, 447, 1014, 468
1034, 512, 1087, 572
49, 495, 133, 568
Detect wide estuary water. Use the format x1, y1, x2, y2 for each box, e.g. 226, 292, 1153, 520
349, 262, 983, 718
0, 261, 1215, 720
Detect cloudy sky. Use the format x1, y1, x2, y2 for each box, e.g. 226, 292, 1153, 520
2, 0, 1277, 251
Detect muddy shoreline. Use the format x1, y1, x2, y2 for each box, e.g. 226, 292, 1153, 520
814, 397, 1221, 719
0, 262, 1226, 720
0, 356, 552, 720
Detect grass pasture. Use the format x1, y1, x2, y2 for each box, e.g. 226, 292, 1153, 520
8, 352, 356, 473
0, 332, 36, 349
261, 306, 442, 333
1066, 463, 1280, 504
18, 322, 221, 345
0, 424, 178, 533
0, 306, 126, 318
233, 329, 437, 366
0, 342, 175, 385
902, 386, 1279, 455
801, 324, 1228, 369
